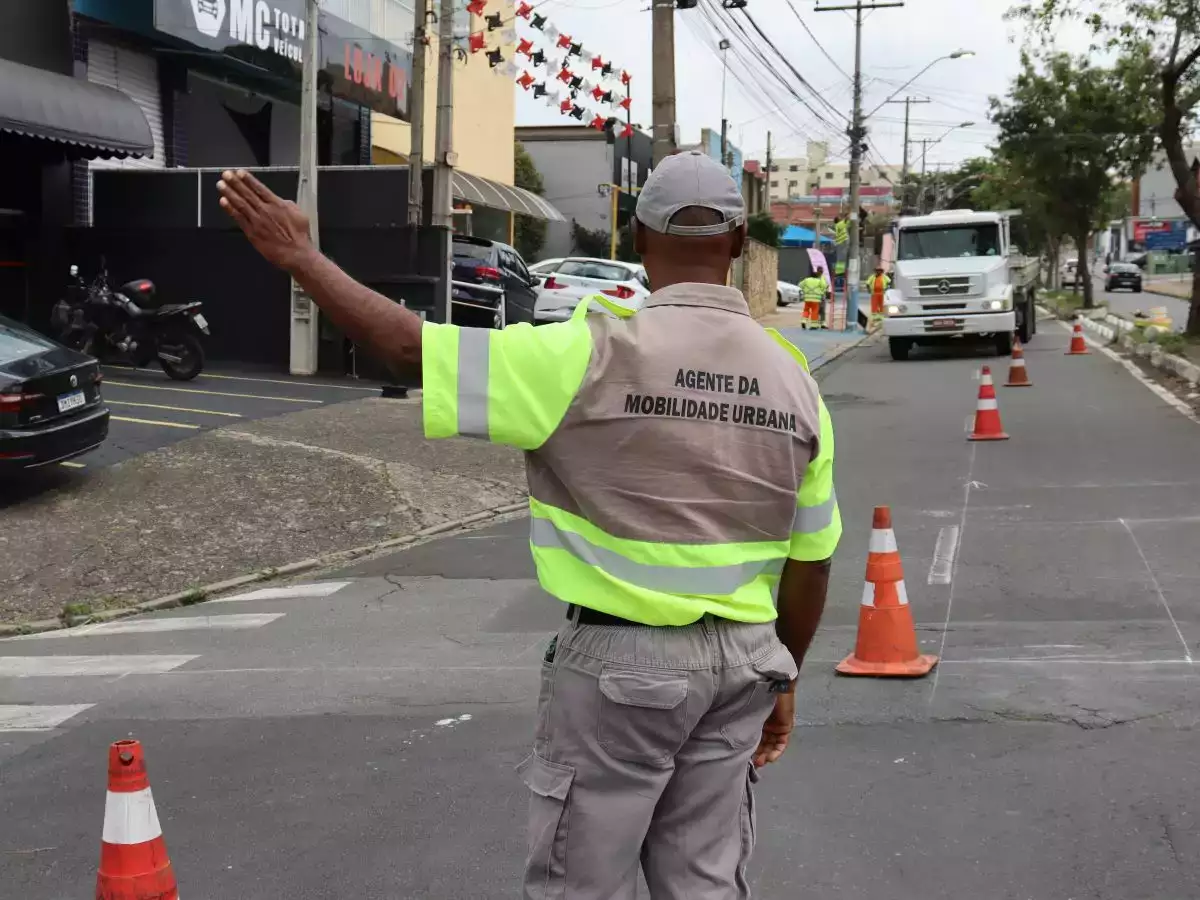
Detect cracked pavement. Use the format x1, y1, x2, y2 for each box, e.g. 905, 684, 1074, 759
4, 322, 1200, 898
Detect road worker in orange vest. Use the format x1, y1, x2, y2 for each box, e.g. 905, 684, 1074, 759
866, 264, 890, 317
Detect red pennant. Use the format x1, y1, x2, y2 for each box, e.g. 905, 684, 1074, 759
621, 70, 631, 85
557, 67, 572, 83
556, 34, 572, 49
517, 38, 533, 56
591, 56, 604, 70
589, 115, 607, 130
591, 86, 604, 101
466, 0, 487, 15
619, 123, 633, 138
560, 99, 573, 113
619, 96, 631, 110
468, 31, 486, 53
517, 70, 535, 90
516, 1, 533, 17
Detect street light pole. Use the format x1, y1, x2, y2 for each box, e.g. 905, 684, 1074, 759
719, 38, 730, 171
917, 121, 973, 213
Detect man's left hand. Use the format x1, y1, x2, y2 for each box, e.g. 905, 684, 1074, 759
753, 692, 795, 768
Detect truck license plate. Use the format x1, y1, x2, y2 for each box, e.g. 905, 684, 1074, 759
930, 318, 957, 329
57, 389, 86, 413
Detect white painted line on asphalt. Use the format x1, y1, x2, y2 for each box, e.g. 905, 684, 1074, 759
0, 704, 94, 731
59, 461, 86, 469
1061, 321, 1200, 426
104, 365, 378, 392
929, 443, 977, 707
208, 582, 352, 604
964, 415, 973, 433
1121, 518, 1193, 664
111, 415, 201, 430
928, 526, 960, 585
108, 400, 244, 418
8, 613, 284, 639
0, 655, 198, 677
105, 381, 324, 404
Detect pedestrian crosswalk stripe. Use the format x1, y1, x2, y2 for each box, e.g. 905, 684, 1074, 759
209, 581, 352, 604
0, 655, 198, 677
6, 613, 284, 640
0, 704, 94, 732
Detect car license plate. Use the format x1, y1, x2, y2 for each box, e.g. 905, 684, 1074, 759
57, 389, 85, 413
930, 318, 957, 329
193, 313, 208, 330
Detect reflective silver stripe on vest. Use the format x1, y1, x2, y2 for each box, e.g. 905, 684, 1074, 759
530, 516, 785, 595
792, 489, 837, 534
457, 328, 490, 438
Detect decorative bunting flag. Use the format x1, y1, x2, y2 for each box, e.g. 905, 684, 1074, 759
517, 38, 533, 56
469, 31, 486, 52
589, 115, 606, 130
569, 74, 583, 90
560, 98, 573, 113
466, 0, 486, 16
591, 56, 604, 70
557, 66, 572, 83
568, 41, 582, 57
530, 49, 545, 66
601, 90, 613, 104
556, 34, 572, 49
579, 49, 594, 64
569, 105, 585, 120
619, 95, 631, 110
486, 47, 503, 67
619, 123, 633, 138
591, 85, 604, 101
621, 70, 631, 85
602, 61, 613, 76
531, 13, 546, 30
501, 27, 518, 43
485, 12, 503, 30
544, 24, 560, 41
518, 70, 535, 89
516, 1, 534, 17
533, 82, 547, 98
501, 60, 520, 78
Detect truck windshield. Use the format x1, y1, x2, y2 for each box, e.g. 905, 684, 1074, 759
898, 224, 1001, 260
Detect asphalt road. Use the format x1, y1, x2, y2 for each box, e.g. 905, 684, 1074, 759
1092, 272, 1189, 330
4, 320, 1200, 898
76, 365, 382, 468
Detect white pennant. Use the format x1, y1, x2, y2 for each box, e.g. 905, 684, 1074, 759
500, 27, 518, 43
501, 60, 520, 77
544, 24, 560, 41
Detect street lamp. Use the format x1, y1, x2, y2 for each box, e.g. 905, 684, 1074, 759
865, 50, 975, 119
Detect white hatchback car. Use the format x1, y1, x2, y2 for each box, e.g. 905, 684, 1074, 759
530, 257, 651, 323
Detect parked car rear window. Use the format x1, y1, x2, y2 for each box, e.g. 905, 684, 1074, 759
558, 260, 634, 281
0, 318, 55, 366
1111, 263, 1138, 273
453, 241, 493, 261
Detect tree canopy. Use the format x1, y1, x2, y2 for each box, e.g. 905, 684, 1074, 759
513, 141, 547, 262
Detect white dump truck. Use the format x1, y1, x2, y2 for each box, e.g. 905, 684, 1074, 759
883, 209, 1039, 361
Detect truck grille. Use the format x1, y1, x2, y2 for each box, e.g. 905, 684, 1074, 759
921, 302, 967, 311
917, 276, 972, 297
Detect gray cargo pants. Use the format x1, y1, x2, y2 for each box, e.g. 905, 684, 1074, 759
518, 612, 798, 900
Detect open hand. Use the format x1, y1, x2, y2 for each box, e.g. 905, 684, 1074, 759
752, 692, 795, 768
217, 169, 313, 273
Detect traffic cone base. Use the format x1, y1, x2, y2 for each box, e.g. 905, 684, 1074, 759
1066, 320, 1090, 355
836, 507, 938, 679
968, 366, 1009, 441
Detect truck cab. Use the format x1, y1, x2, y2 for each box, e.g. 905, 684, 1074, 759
883, 209, 1037, 361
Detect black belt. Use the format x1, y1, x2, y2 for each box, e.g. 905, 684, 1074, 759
567, 604, 645, 626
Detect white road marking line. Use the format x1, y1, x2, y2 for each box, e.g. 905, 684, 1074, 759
929, 443, 976, 706
208, 582, 352, 604
111, 415, 201, 430
105, 381, 323, 404
928, 526, 960, 585
107, 400, 243, 418
964, 415, 973, 433
0, 704, 93, 732
59, 461, 86, 469
1121, 518, 1193, 663
103, 365, 378, 391
0, 655, 198, 677
7, 613, 284, 640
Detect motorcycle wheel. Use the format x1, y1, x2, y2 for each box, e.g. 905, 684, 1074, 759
158, 330, 205, 381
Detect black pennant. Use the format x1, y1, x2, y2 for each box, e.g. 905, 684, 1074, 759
601, 90, 613, 104
602, 62, 613, 76
486, 48, 503, 67
570, 104, 585, 120
530, 49, 545, 67
531, 13, 546, 29
485, 12, 503, 30
569, 75, 583, 90
533, 82, 548, 98
568, 41, 582, 57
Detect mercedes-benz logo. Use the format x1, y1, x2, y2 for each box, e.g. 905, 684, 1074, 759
69, 374, 78, 388
936, 279, 951, 294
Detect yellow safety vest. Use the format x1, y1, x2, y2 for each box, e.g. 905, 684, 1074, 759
421, 291, 842, 626
800, 277, 827, 302
834, 220, 849, 245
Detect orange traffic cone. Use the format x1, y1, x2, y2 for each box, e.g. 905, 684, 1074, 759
96, 740, 178, 900
1004, 339, 1032, 387
837, 506, 938, 678
1066, 318, 1090, 355
968, 365, 1009, 441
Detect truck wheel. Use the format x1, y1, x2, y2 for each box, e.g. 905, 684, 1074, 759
889, 337, 911, 361
995, 332, 1013, 357
1018, 304, 1033, 344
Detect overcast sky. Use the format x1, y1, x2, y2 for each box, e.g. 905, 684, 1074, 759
511, 0, 1093, 172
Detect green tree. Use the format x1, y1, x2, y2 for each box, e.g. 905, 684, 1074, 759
571, 221, 610, 257
1010, 0, 1200, 331
989, 53, 1157, 308
746, 212, 782, 247
513, 141, 546, 261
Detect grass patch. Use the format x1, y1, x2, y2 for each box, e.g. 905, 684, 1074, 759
61, 601, 92, 619
1040, 289, 1106, 319
179, 587, 208, 606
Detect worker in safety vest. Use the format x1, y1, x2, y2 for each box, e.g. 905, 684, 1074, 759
866, 264, 890, 317
216, 154, 839, 900
832, 214, 849, 278
800, 266, 830, 329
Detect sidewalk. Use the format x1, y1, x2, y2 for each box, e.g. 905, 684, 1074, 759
759, 305, 868, 369
2, 397, 526, 625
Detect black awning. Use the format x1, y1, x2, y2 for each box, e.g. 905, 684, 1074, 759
0, 58, 154, 160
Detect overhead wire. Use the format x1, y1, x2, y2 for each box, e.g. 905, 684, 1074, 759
783, 0, 850, 82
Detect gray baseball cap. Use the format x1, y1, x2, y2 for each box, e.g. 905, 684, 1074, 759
635, 150, 746, 236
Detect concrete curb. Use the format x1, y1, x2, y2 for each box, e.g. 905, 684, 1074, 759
1144, 283, 1189, 302
809, 329, 877, 372
1071, 310, 1200, 388
0, 501, 529, 638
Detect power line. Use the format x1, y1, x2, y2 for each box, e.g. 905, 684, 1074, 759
784, 0, 850, 82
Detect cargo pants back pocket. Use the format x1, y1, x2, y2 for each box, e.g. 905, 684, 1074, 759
517, 752, 576, 900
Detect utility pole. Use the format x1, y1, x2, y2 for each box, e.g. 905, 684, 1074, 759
431, 0, 457, 322
815, 0, 903, 328
289, 0, 321, 375
919, 139, 929, 213
885, 96, 928, 213
651, 1, 677, 165
407, 0, 428, 226
719, 38, 730, 171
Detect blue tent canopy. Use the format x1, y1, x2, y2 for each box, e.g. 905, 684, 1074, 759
780, 224, 834, 246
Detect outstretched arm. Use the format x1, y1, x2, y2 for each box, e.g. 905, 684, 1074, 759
217, 169, 423, 372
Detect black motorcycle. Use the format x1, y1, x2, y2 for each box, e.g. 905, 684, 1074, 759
51, 262, 209, 381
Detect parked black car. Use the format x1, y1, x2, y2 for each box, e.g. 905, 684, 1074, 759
1104, 262, 1143, 292
0, 315, 108, 471
450, 236, 539, 327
